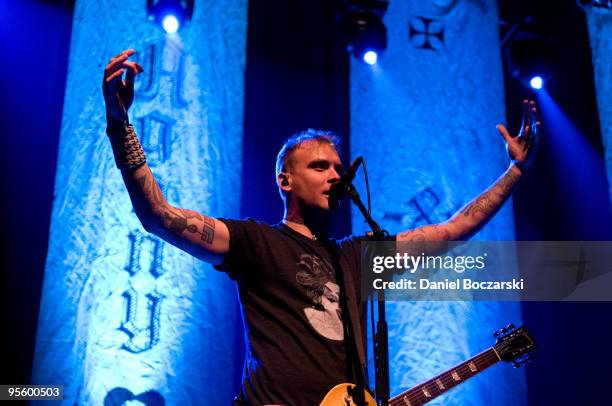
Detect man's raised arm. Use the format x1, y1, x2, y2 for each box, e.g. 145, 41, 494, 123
103, 49, 229, 265
397, 99, 541, 244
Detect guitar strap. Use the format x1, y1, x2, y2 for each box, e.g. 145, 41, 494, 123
330, 240, 368, 396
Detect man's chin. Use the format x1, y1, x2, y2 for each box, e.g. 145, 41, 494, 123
317, 203, 333, 213
303, 201, 334, 215
321, 196, 339, 212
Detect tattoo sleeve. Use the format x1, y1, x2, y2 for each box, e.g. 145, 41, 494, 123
120, 163, 217, 253
161, 207, 216, 244
453, 164, 522, 238
396, 224, 451, 256
397, 224, 450, 242
109, 123, 226, 264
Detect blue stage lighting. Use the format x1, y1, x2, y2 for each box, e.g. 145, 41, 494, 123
162, 14, 179, 33
343, 1, 389, 64
530, 76, 543, 89
147, 0, 194, 33
363, 51, 378, 65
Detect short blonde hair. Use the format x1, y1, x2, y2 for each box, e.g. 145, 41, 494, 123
275, 129, 341, 177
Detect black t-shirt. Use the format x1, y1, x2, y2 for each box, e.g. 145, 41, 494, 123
215, 219, 366, 405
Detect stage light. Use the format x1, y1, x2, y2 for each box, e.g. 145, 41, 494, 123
147, 0, 194, 33
363, 50, 378, 65
501, 21, 553, 91
341, 1, 389, 63
162, 14, 179, 33
530, 76, 543, 89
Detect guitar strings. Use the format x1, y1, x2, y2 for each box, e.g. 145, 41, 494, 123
398, 352, 499, 405
390, 351, 499, 406
388, 350, 500, 406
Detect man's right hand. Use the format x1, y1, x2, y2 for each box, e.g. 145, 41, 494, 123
102, 49, 143, 130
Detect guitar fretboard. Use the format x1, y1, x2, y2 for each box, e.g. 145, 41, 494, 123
388, 347, 500, 406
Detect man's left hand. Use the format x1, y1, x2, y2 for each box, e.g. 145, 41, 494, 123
497, 99, 541, 174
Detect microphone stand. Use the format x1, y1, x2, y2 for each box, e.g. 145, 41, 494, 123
336, 180, 390, 406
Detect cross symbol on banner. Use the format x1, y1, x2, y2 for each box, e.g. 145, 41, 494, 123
383, 187, 461, 229
409, 16, 445, 50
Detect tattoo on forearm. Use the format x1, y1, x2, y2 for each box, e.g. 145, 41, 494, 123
397, 224, 450, 256
498, 170, 520, 195
398, 228, 425, 242
398, 224, 450, 242
201, 216, 215, 243
462, 195, 496, 218
132, 169, 216, 245
461, 169, 521, 220
432, 224, 451, 241
135, 171, 166, 207
162, 207, 215, 244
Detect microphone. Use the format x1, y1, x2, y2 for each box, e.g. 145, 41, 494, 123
329, 156, 363, 209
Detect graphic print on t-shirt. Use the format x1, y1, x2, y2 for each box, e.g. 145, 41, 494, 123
295, 254, 344, 341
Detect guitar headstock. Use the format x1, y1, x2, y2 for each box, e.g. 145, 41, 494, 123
493, 324, 536, 367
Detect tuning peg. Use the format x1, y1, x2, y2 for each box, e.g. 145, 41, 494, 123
506, 323, 515, 331
494, 327, 508, 338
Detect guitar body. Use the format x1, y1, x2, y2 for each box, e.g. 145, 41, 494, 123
319, 383, 377, 406
320, 325, 535, 405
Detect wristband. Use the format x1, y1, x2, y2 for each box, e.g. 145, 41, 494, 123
108, 124, 147, 170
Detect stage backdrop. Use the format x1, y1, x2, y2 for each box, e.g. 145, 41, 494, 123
583, 5, 612, 208
32, 0, 247, 404
350, 0, 525, 404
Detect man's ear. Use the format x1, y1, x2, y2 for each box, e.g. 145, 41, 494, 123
278, 172, 291, 192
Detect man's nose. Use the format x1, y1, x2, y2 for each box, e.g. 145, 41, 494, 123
329, 168, 341, 183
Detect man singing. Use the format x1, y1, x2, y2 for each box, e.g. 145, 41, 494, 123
103, 48, 540, 405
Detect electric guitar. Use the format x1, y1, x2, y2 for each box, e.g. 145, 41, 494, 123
320, 324, 536, 405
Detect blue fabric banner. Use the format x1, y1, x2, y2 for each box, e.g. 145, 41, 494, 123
32, 0, 247, 404
350, 0, 525, 403
583, 6, 612, 208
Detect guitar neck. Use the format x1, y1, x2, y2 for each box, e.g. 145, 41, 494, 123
388, 347, 501, 406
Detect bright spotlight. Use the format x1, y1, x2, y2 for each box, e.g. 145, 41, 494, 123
530, 76, 543, 90
147, 0, 194, 33
343, 1, 389, 64
363, 51, 378, 65
162, 14, 179, 33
